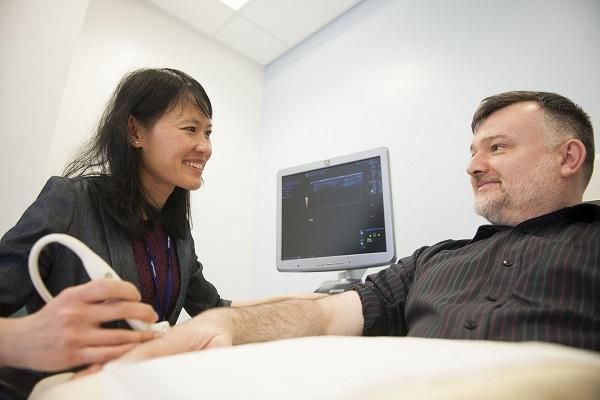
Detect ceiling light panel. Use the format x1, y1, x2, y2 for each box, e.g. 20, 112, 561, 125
218, 0, 250, 11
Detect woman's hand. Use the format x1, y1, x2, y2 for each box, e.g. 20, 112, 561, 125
0, 279, 158, 371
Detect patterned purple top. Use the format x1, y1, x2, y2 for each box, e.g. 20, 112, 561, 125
132, 223, 180, 319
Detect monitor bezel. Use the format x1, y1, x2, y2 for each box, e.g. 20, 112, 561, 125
276, 147, 396, 272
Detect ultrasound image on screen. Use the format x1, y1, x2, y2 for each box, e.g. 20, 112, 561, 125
281, 156, 386, 260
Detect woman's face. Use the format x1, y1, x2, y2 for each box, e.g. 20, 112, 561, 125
130, 100, 212, 208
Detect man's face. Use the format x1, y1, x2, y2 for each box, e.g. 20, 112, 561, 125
467, 101, 564, 226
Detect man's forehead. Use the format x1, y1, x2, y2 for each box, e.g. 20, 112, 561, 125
472, 102, 544, 140
476, 101, 541, 130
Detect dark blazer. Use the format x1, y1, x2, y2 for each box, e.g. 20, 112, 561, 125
0, 176, 227, 326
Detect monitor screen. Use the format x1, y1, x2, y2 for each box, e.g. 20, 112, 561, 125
276, 147, 395, 272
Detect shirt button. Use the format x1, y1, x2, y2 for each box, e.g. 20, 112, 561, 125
464, 320, 477, 330
502, 260, 513, 267
486, 295, 497, 302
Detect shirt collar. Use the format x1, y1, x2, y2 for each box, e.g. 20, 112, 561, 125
470, 203, 600, 242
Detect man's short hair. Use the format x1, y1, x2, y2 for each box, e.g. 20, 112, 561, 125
471, 91, 595, 187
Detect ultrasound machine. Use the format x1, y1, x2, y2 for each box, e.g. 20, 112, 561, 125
276, 147, 396, 293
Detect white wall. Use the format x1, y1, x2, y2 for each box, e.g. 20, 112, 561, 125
2, 0, 264, 300
0, 0, 89, 235
2, 0, 600, 302
250, 0, 600, 296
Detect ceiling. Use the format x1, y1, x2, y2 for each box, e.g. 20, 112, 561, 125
145, 0, 363, 66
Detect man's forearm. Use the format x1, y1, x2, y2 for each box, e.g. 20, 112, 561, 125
228, 299, 326, 345
201, 291, 363, 346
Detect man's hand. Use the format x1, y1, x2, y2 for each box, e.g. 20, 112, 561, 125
115, 309, 234, 363
0, 279, 158, 371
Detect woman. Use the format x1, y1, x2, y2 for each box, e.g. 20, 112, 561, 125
0, 68, 228, 376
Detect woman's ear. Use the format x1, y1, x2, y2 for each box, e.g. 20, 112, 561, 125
128, 115, 144, 148
559, 138, 586, 179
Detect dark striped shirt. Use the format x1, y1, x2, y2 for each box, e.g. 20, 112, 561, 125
353, 203, 600, 351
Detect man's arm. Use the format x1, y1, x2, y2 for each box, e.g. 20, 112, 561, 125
0, 279, 157, 371
229, 290, 363, 343
118, 290, 364, 362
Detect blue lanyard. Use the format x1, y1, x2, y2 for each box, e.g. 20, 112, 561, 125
143, 235, 173, 322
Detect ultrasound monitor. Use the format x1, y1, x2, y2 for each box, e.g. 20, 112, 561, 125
276, 147, 396, 292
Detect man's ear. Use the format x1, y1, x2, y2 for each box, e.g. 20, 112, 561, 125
127, 115, 144, 148
559, 138, 586, 179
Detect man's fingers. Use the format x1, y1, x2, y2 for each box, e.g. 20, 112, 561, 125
115, 326, 233, 364
115, 336, 184, 363
77, 342, 142, 365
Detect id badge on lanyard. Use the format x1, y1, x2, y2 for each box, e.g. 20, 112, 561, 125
143, 235, 173, 321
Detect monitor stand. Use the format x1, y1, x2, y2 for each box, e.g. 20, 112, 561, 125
315, 269, 367, 294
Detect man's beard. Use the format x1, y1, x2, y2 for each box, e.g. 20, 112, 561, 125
473, 156, 560, 226
473, 184, 510, 225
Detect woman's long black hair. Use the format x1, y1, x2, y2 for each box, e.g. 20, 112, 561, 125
63, 68, 212, 239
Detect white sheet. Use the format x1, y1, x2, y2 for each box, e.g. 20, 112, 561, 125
30, 337, 600, 400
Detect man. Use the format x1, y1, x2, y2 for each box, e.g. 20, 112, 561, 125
122, 91, 598, 361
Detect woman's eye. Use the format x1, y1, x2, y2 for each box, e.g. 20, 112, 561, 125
184, 127, 197, 133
